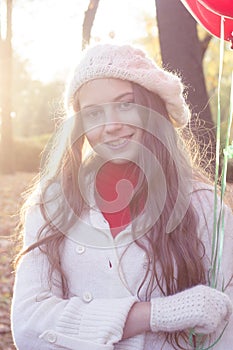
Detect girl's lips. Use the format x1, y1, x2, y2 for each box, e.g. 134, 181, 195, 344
105, 135, 132, 149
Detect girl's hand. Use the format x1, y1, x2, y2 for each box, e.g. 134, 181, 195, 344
150, 285, 232, 334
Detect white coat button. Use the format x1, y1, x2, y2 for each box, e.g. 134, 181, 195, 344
76, 245, 85, 254
82, 291, 93, 303
46, 331, 57, 343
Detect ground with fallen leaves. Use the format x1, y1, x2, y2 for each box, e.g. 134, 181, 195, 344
0, 172, 232, 350
0, 172, 36, 350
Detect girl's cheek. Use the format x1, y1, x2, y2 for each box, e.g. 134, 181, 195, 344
85, 129, 101, 148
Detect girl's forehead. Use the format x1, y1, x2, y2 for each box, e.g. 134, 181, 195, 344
78, 78, 133, 108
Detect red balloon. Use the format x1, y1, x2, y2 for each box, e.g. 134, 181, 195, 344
180, 0, 233, 44
198, 0, 233, 18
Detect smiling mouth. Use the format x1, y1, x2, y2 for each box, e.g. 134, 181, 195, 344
105, 136, 132, 149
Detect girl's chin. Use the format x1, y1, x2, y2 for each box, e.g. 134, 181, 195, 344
98, 154, 132, 164
106, 158, 131, 164
93, 145, 140, 164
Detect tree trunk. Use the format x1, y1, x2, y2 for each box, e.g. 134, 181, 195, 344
82, 0, 100, 50
0, 0, 14, 174
155, 0, 216, 172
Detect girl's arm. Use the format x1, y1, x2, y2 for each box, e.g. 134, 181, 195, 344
122, 286, 232, 340
122, 302, 151, 339
191, 186, 233, 348
11, 205, 137, 350
122, 188, 233, 342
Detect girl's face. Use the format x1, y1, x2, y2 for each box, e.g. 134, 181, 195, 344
78, 78, 143, 163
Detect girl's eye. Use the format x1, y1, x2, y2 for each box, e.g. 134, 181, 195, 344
81, 107, 104, 119
118, 101, 134, 111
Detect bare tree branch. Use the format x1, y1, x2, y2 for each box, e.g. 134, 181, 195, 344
82, 0, 100, 50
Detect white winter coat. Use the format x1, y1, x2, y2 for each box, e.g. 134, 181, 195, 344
11, 183, 233, 349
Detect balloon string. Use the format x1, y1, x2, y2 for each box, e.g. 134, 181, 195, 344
210, 15, 225, 289
190, 16, 233, 350
189, 323, 229, 350
216, 70, 233, 286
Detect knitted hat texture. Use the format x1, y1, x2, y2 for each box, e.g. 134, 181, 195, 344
65, 44, 190, 127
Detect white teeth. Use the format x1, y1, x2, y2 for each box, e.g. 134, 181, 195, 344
108, 138, 127, 146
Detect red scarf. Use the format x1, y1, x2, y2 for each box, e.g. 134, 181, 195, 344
95, 161, 140, 237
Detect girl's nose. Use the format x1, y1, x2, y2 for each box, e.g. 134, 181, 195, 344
104, 106, 123, 133
104, 121, 123, 133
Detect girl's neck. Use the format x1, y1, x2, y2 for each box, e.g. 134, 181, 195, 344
95, 161, 140, 237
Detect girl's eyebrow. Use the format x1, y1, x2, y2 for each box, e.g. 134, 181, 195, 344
113, 92, 134, 101
81, 92, 134, 109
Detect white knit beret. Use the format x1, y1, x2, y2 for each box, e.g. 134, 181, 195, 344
65, 44, 190, 127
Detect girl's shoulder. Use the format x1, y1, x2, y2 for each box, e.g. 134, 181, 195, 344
22, 181, 62, 246
190, 180, 233, 236
191, 180, 232, 212
191, 180, 215, 204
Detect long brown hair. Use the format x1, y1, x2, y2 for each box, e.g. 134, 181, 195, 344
15, 81, 208, 349
129, 84, 207, 348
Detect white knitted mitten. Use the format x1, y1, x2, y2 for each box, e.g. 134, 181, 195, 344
150, 285, 232, 334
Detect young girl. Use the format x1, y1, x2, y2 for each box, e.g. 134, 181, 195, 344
11, 44, 233, 350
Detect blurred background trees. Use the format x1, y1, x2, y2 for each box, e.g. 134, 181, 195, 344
0, 0, 232, 179
0, 0, 13, 174
156, 0, 215, 173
